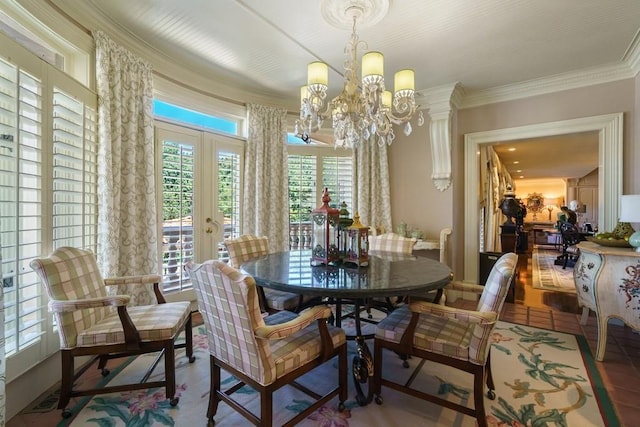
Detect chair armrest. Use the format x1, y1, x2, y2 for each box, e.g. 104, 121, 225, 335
255, 305, 332, 339
408, 300, 497, 325
445, 280, 485, 294
48, 295, 131, 312
104, 274, 162, 286
104, 274, 166, 304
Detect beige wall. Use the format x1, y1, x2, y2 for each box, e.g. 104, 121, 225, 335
390, 79, 637, 279
515, 179, 566, 223
387, 124, 453, 243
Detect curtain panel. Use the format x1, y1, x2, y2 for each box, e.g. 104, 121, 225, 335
354, 138, 392, 234
94, 31, 158, 305
243, 104, 290, 252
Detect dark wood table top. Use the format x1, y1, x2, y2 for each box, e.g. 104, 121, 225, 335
240, 250, 453, 299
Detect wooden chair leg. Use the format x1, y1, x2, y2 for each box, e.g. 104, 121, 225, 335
164, 341, 178, 405
97, 354, 109, 373
373, 340, 383, 403
261, 388, 273, 427
474, 367, 488, 427
207, 356, 220, 420
184, 314, 195, 362
486, 351, 495, 395
339, 344, 348, 406
58, 350, 74, 411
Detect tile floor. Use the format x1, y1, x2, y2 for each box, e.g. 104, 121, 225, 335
7, 246, 640, 426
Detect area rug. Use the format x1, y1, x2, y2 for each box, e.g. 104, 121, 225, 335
56, 321, 617, 427
532, 247, 577, 293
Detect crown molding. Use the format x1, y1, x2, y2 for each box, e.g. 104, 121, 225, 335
622, 28, 640, 78
459, 62, 636, 109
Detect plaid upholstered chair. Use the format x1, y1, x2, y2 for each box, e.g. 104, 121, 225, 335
30, 247, 194, 418
190, 260, 347, 426
225, 234, 316, 312
367, 233, 418, 312
368, 232, 417, 254
372, 252, 517, 427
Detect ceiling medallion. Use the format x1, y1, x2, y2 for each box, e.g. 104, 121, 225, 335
295, 0, 423, 149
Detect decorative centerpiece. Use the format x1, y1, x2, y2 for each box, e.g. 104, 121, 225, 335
344, 213, 369, 266
338, 201, 354, 258
310, 188, 341, 266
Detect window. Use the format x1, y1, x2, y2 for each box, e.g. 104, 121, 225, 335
287, 145, 353, 250
153, 99, 238, 136
1, 30, 97, 379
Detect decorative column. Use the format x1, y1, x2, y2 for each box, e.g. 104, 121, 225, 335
423, 83, 462, 192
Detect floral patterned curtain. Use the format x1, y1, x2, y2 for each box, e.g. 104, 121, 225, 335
94, 31, 157, 305
354, 137, 392, 234
243, 104, 290, 252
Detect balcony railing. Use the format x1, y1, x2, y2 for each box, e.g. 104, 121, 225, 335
289, 222, 313, 250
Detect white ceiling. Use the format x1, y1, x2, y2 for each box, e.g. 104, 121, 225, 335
46, 0, 640, 179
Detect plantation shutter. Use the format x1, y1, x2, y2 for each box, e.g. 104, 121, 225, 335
288, 155, 317, 249
0, 57, 44, 357
322, 156, 353, 212
217, 150, 241, 261
52, 87, 98, 250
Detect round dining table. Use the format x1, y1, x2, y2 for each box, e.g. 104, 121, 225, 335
241, 249, 453, 405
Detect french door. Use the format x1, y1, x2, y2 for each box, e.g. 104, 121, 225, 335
155, 122, 243, 300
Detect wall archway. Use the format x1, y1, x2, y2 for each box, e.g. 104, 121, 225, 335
463, 113, 623, 282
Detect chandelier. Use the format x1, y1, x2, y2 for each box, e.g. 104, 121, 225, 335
294, 0, 423, 149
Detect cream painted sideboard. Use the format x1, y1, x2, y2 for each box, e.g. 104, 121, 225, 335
574, 241, 640, 361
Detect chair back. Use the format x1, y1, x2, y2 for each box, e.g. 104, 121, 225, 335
190, 260, 276, 383
225, 235, 269, 268
559, 221, 582, 248
469, 252, 517, 364
30, 247, 108, 348
476, 252, 517, 314
368, 233, 417, 255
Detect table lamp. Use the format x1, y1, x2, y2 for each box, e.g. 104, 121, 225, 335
619, 195, 640, 252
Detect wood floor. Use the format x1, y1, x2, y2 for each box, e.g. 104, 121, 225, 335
7, 243, 640, 427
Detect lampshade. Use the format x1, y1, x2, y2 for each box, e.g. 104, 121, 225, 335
394, 69, 415, 93
619, 195, 640, 252
307, 61, 328, 87
619, 195, 640, 222
362, 51, 384, 84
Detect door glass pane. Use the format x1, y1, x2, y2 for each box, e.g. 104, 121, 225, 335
288, 155, 317, 250
217, 151, 240, 261
160, 140, 194, 292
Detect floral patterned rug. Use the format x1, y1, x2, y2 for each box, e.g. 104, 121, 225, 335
58, 321, 617, 427
532, 247, 577, 293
